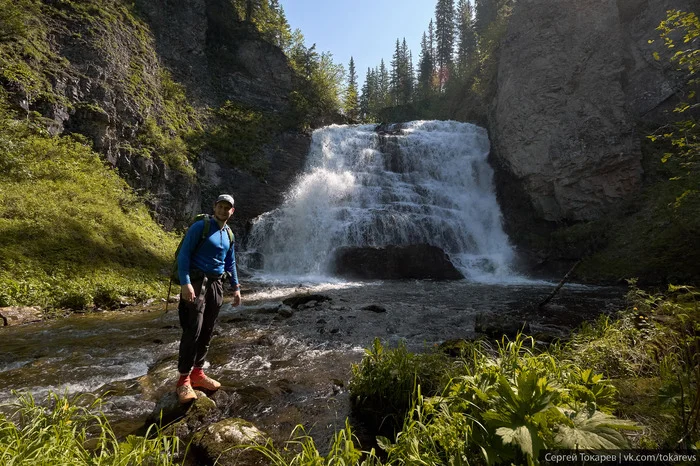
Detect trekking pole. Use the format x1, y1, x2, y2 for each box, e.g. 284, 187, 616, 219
164, 277, 172, 314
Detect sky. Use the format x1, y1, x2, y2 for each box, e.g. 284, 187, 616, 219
279, 0, 437, 84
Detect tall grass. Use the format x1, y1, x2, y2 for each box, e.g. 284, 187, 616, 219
0, 391, 180, 465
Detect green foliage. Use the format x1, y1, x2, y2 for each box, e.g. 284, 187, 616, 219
0, 92, 179, 310
248, 420, 382, 466
348, 338, 452, 435
377, 335, 634, 466
565, 283, 700, 448
0, 391, 180, 465
648, 10, 699, 193
189, 101, 277, 176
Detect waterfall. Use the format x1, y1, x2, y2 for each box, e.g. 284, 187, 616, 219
245, 120, 517, 282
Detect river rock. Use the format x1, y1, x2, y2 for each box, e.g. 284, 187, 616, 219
282, 294, 332, 309
0, 306, 43, 327
149, 391, 221, 438
276, 304, 294, 318
192, 417, 267, 465
361, 304, 387, 313
331, 244, 464, 280
474, 313, 531, 340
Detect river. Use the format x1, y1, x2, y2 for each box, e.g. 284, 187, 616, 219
0, 279, 625, 450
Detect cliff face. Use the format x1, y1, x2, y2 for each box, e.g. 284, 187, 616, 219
490, 0, 691, 223
1, 0, 306, 230
133, 0, 294, 110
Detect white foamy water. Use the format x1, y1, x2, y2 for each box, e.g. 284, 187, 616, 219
246, 121, 519, 282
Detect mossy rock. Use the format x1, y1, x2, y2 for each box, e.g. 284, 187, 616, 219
192, 417, 268, 465
154, 392, 221, 439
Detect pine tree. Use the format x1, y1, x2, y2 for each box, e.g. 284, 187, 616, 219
435, 0, 455, 89
475, 0, 497, 34
456, 0, 477, 76
345, 57, 359, 121
417, 31, 435, 100
390, 39, 402, 106
378, 59, 390, 109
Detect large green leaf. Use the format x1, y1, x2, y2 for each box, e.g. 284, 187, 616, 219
554, 409, 638, 449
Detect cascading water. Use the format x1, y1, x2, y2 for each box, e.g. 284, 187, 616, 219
246, 120, 518, 282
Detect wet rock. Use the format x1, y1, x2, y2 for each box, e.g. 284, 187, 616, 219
474, 314, 531, 340
361, 304, 387, 313
539, 303, 567, 314
276, 305, 293, 318
160, 393, 222, 440
282, 294, 332, 309
0, 306, 43, 327
331, 244, 464, 280
192, 417, 267, 466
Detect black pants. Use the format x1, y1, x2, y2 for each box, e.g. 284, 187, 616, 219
177, 277, 224, 374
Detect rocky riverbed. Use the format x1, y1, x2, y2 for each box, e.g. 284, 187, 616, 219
0, 279, 625, 463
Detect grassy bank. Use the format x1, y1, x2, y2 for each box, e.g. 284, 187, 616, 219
0, 92, 179, 312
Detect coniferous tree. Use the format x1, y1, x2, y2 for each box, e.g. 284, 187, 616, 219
360, 67, 371, 120
345, 57, 359, 121
455, 0, 477, 76
428, 19, 436, 68
268, 0, 292, 50
402, 38, 415, 104
378, 59, 390, 109
435, 0, 455, 89
417, 31, 435, 101
475, 0, 497, 34
390, 39, 402, 106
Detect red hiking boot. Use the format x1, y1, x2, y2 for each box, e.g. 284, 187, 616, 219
176, 383, 197, 403
190, 368, 221, 391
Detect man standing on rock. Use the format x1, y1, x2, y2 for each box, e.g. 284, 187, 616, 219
176, 194, 242, 403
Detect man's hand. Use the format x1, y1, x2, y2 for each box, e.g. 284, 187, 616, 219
232, 290, 242, 307
181, 284, 195, 302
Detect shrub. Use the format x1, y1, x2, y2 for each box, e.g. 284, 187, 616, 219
348, 338, 452, 435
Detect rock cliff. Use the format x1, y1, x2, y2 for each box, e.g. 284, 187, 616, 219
1, 0, 307, 231
491, 0, 692, 223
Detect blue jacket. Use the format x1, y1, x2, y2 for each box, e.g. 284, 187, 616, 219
177, 217, 239, 287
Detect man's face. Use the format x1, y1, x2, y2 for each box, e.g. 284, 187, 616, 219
214, 201, 234, 222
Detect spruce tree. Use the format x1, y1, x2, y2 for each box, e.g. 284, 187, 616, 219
475, 0, 497, 34
345, 57, 359, 121
378, 59, 390, 109
435, 0, 455, 89
390, 39, 402, 106
456, 0, 477, 76
417, 31, 435, 100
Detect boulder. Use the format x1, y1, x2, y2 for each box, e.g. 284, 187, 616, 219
331, 244, 464, 280
192, 417, 267, 465
149, 391, 221, 439
0, 307, 43, 327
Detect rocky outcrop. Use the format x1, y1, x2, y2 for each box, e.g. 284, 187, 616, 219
134, 0, 294, 110
0, 307, 43, 327
491, 0, 692, 222
195, 130, 311, 238
2, 0, 305, 229
331, 244, 464, 280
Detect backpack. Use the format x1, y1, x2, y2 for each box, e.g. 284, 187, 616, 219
171, 214, 235, 285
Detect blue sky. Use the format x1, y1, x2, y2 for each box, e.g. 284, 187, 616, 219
279, 0, 437, 84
